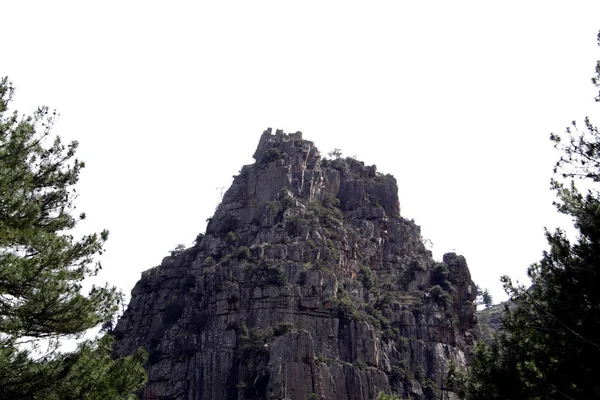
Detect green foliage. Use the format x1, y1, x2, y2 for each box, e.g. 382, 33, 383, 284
409, 257, 426, 271
383, 329, 408, 351
236, 245, 250, 260
204, 256, 216, 266
390, 366, 413, 392
335, 288, 361, 321
273, 322, 294, 336
259, 148, 283, 165
414, 365, 425, 381
423, 378, 440, 399
239, 322, 249, 339
279, 188, 295, 209
285, 213, 306, 237
481, 290, 493, 308
358, 265, 375, 289
239, 327, 273, 355
327, 238, 340, 261
170, 243, 186, 257
476, 285, 493, 308
194, 232, 204, 245
11, 335, 148, 400
266, 267, 287, 286
431, 262, 454, 294
309, 195, 343, 229
464, 41, 600, 399
445, 360, 468, 399
227, 231, 239, 244
430, 262, 449, 286
0, 77, 146, 398
314, 354, 332, 365
369, 196, 382, 208
327, 148, 343, 159
376, 392, 402, 400
352, 359, 367, 370
266, 201, 278, 214
365, 304, 390, 329
429, 285, 451, 307
321, 193, 341, 209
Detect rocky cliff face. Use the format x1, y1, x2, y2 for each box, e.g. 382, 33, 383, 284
476, 303, 505, 344
114, 129, 477, 400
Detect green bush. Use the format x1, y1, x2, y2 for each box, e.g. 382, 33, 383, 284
170, 244, 186, 257
429, 285, 451, 307
266, 201, 278, 214
239, 327, 273, 355
279, 188, 295, 209
314, 355, 330, 365
376, 393, 402, 400
260, 148, 283, 164
267, 267, 287, 286
309, 197, 343, 229
239, 322, 249, 339
327, 239, 340, 261
285, 214, 306, 237
227, 231, 239, 244
204, 256, 216, 266
359, 266, 374, 289
431, 262, 449, 286
273, 322, 294, 336
336, 288, 361, 321
237, 246, 250, 260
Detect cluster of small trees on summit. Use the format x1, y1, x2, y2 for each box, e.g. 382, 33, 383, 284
1, 30, 600, 399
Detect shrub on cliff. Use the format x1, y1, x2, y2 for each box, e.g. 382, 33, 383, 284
0, 77, 146, 399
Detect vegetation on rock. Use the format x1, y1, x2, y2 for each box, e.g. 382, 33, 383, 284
113, 128, 478, 399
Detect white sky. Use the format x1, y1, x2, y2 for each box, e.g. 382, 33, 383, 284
3, 1, 600, 304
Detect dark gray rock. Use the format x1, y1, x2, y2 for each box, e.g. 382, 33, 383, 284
114, 129, 477, 400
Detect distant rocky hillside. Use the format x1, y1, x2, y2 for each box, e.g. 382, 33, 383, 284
476, 303, 505, 343
113, 129, 478, 400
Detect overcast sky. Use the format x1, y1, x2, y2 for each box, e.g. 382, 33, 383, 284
3, 1, 600, 303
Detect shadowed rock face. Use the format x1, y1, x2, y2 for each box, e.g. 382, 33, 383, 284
113, 129, 477, 400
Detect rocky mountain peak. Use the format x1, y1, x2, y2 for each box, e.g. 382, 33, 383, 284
208, 128, 400, 236
114, 129, 477, 400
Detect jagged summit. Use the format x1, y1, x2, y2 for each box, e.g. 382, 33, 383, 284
114, 129, 477, 400
208, 128, 400, 235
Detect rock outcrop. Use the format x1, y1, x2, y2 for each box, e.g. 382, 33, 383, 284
476, 302, 505, 344
114, 129, 477, 400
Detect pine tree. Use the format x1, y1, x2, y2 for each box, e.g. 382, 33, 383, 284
475, 285, 493, 308
0, 77, 146, 399
460, 31, 600, 399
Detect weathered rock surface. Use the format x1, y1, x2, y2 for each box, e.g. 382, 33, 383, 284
476, 302, 505, 344
114, 129, 477, 400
